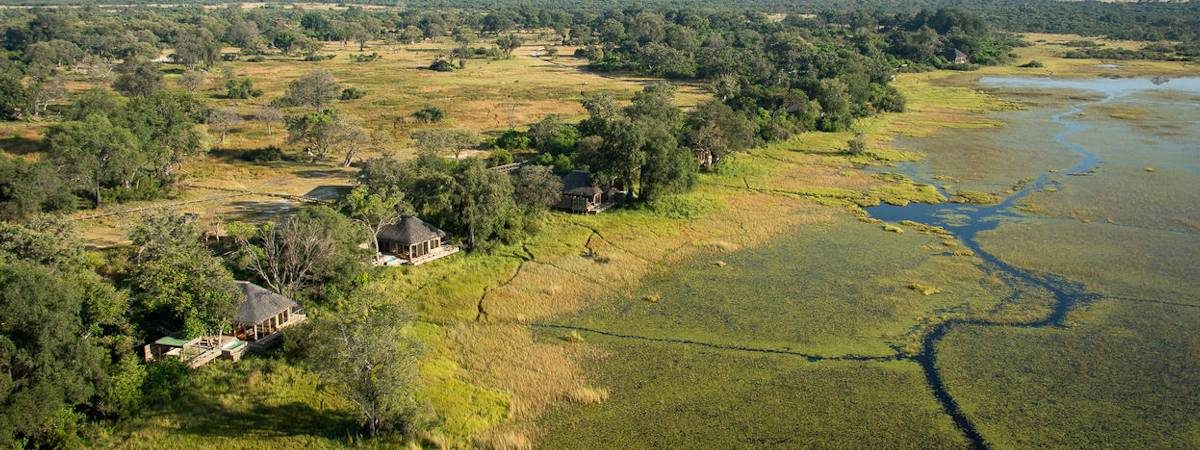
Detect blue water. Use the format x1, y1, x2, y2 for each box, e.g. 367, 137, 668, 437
868, 76, 1200, 255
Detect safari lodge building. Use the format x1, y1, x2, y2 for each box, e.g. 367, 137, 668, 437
377, 215, 459, 265
556, 170, 619, 214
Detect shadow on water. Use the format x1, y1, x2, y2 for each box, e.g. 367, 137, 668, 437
865, 76, 1200, 449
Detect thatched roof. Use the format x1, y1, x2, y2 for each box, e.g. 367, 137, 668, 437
234, 281, 298, 324
562, 170, 602, 196
378, 216, 447, 246
945, 48, 968, 60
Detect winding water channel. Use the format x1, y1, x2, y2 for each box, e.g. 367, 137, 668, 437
865, 76, 1200, 449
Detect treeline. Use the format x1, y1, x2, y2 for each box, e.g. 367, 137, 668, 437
3, 0, 1191, 42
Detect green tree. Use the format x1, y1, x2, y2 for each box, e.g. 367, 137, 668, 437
0, 221, 133, 447
455, 159, 516, 249
127, 211, 240, 339
113, 58, 162, 97
495, 34, 522, 58
298, 302, 422, 438
340, 186, 410, 254
45, 114, 141, 208
286, 109, 367, 163
284, 69, 341, 109
512, 164, 563, 211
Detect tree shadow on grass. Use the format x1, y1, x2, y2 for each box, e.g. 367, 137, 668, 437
0, 135, 46, 155
169, 392, 360, 441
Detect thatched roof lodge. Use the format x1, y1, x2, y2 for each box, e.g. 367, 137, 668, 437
232, 281, 305, 348
143, 281, 305, 367
945, 47, 969, 64
376, 216, 459, 266
555, 170, 619, 214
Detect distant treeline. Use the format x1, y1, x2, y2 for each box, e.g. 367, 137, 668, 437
0, 0, 1194, 41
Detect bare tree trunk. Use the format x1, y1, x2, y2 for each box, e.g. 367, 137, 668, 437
342, 148, 356, 167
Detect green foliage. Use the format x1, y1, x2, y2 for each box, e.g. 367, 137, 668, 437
45, 114, 141, 208
224, 77, 263, 99
529, 115, 580, 155
0, 157, 77, 221
429, 57, 456, 72
0, 221, 133, 448
283, 69, 341, 109
339, 87, 367, 101
293, 301, 423, 438
487, 148, 514, 166
126, 211, 240, 338
495, 34, 522, 58
493, 129, 529, 150
1018, 60, 1045, 68
412, 106, 446, 123
285, 108, 367, 162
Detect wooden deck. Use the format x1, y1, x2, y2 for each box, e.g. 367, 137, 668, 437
375, 245, 460, 266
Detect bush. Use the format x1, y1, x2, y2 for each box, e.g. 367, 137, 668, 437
429, 57, 455, 72
304, 54, 336, 61
350, 52, 381, 62
142, 360, 189, 404
488, 149, 514, 166
1019, 60, 1045, 68
494, 129, 530, 150
246, 55, 265, 63
221, 53, 240, 61
412, 106, 445, 123
537, 153, 573, 174
240, 145, 286, 162
339, 87, 366, 100
225, 78, 263, 99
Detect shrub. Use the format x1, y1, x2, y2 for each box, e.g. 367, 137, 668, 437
339, 87, 366, 100
225, 78, 263, 99
240, 145, 286, 162
246, 55, 265, 63
1019, 60, 1045, 68
350, 52, 381, 62
412, 106, 445, 123
494, 129, 529, 150
488, 149, 514, 166
429, 57, 455, 72
304, 54, 336, 61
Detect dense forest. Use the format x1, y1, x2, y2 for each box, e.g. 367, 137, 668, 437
0, 0, 1194, 447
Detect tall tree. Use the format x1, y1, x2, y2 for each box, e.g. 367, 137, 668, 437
455, 159, 515, 249
300, 302, 422, 438
127, 211, 240, 339
45, 114, 140, 208
284, 69, 341, 109
339, 186, 410, 254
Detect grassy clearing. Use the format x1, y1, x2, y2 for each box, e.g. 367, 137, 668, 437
106, 358, 368, 450
937, 300, 1200, 449
537, 336, 968, 449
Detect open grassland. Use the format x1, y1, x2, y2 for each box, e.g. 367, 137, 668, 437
537, 337, 969, 449
552, 215, 1010, 357
990, 32, 1199, 78
978, 220, 1200, 304
936, 300, 1200, 449
196, 39, 708, 152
